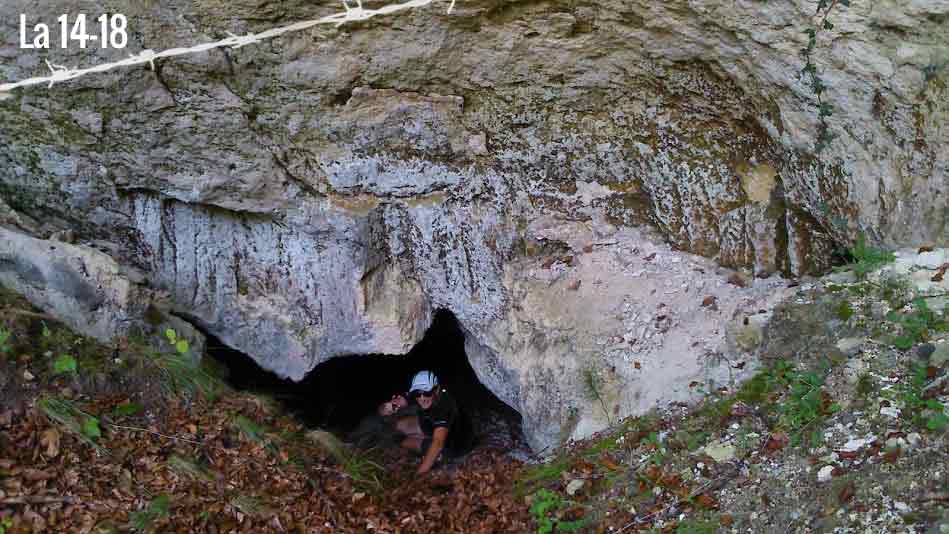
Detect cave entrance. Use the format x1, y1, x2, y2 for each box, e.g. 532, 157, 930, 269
208, 310, 526, 453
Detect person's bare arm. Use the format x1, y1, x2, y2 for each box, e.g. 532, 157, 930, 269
417, 426, 448, 474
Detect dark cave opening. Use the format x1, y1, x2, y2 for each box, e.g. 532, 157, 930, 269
206, 310, 525, 451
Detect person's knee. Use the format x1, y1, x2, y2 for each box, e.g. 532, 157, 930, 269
400, 436, 422, 452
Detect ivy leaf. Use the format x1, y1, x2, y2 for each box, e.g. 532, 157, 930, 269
113, 402, 143, 417
81, 417, 102, 440
926, 412, 947, 431
893, 336, 914, 350
175, 339, 190, 354
823, 20, 834, 30
164, 329, 177, 343
53, 354, 78, 374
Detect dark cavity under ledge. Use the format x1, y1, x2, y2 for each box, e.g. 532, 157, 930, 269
206, 310, 527, 452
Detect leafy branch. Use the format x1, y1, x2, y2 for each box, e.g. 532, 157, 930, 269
581, 366, 614, 426
799, 0, 851, 155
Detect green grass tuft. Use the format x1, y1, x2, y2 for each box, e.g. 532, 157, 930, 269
167, 455, 214, 482
306, 429, 386, 493
516, 457, 571, 496
37, 395, 107, 452
837, 233, 894, 280
128, 494, 170, 532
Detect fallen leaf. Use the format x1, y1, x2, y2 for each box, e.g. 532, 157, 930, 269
932, 263, 948, 282
40, 428, 61, 458
883, 448, 901, 464
764, 433, 788, 453
838, 481, 856, 505
600, 456, 621, 471
695, 493, 718, 510
22, 468, 54, 481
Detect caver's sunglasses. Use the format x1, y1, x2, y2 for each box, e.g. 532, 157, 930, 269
411, 390, 435, 399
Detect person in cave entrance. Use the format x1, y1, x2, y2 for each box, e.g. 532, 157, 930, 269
397, 370, 475, 474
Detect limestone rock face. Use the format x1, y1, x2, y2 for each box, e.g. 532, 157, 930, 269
0, 227, 206, 356
0, 0, 946, 450
0, 227, 143, 342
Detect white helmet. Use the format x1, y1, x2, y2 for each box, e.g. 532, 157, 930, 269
409, 370, 439, 393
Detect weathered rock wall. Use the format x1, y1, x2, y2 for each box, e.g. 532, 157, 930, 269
1, 0, 946, 450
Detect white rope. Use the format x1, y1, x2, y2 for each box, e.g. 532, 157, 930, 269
0, 0, 455, 97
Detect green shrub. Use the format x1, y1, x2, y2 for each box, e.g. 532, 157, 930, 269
900, 363, 948, 432
776, 362, 838, 447
835, 300, 854, 321
876, 274, 914, 309
886, 298, 941, 350
529, 489, 586, 534
52, 354, 78, 374
0, 328, 12, 356
837, 234, 894, 279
